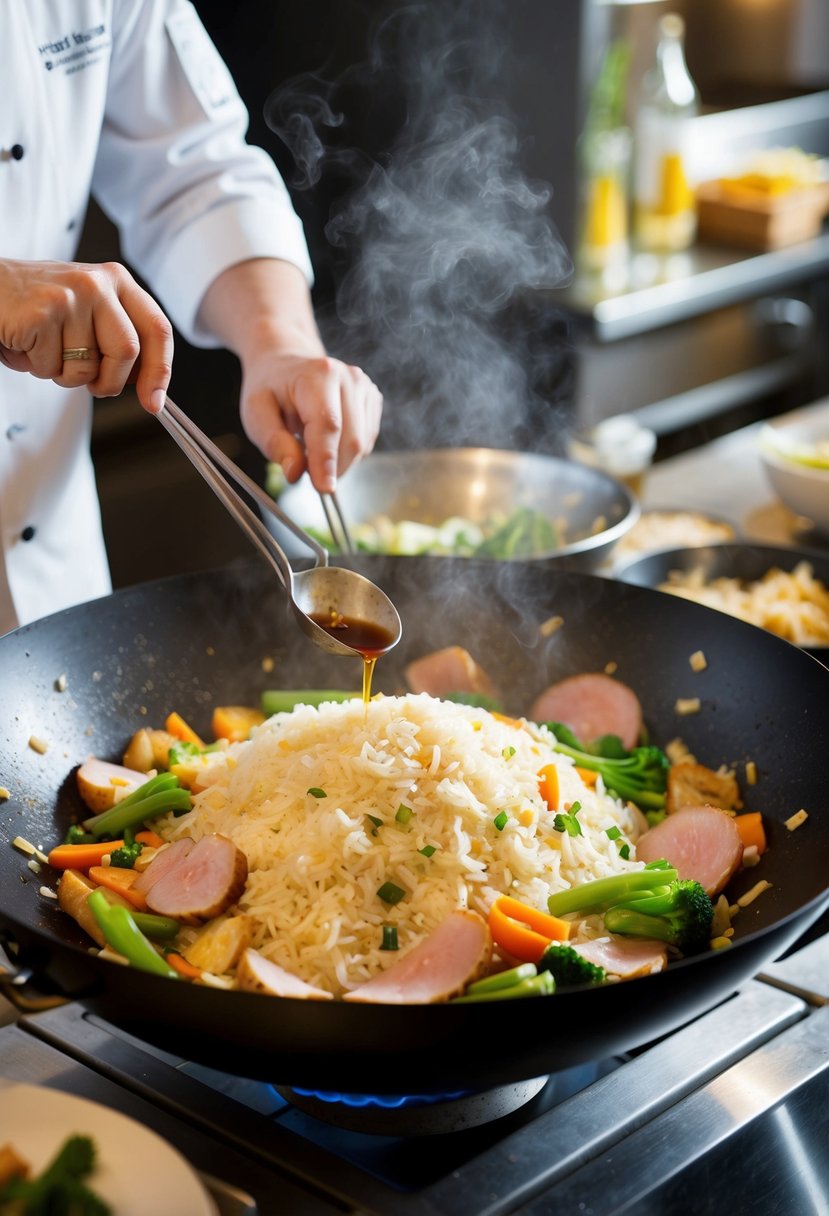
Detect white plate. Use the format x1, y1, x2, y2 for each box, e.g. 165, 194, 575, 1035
0, 1081, 216, 1215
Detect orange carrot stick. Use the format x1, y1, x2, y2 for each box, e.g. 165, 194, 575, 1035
88, 864, 148, 911
489, 894, 570, 963
48, 840, 125, 870
734, 811, 767, 855
164, 953, 203, 980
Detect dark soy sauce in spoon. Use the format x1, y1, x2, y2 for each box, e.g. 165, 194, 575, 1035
308, 611, 398, 702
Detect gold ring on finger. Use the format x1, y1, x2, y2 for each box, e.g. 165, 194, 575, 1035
62, 347, 99, 362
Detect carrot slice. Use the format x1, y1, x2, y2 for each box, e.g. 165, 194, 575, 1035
212, 705, 265, 743
538, 764, 560, 811
574, 766, 599, 788
48, 840, 126, 870
88, 864, 148, 912
164, 953, 203, 980
135, 829, 165, 849
489, 895, 570, 963
734, 811, 767, 855
491, 712, 522, 728
165, 712, 205, 748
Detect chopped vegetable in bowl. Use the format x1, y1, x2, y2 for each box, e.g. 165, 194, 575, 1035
304, 506, 559, 559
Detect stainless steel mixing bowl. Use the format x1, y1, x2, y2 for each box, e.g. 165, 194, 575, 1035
272, 448, 639, 571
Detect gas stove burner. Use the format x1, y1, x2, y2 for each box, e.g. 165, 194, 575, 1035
275, 1075, 549, 1135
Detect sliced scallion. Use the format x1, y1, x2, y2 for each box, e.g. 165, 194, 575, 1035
418, 844, 437, 858
380, 925, 399, 951
395, 803, 413, 824
377, 881, 406, 906
307, 787, 327, 799
493, 810, 509, 832
605, 826, 622, 841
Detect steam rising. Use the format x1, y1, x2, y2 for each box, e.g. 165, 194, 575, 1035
266, 1, 573, 450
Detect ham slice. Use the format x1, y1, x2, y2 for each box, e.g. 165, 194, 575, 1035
573, 936, 668, 979
144, 834, 248, 921
235, 949, 333, 1001
404, 647, 496, 699
343, 910, 492, 1004
529, 673, 643, 749
132, 837, 194, 895
635, 804, 743, 897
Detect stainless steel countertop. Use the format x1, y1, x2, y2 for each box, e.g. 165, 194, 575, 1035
561, 233, 829, 343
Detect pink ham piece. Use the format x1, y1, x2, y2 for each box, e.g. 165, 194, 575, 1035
530, 673, 643, 750
635, 804, 743, 897
404, 647, 496, 699
144, 834, 248, 922
343, 910, 492, 1005
573, 936, 668, 979
235, 949, 333, 1001
132, 837, 195, 895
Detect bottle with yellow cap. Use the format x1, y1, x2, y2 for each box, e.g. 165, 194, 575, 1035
633, 13, 699, 253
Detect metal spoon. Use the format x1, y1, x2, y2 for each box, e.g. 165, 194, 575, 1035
158, 398, 401, 659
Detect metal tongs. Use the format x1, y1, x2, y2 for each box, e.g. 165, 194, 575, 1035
157, 397, 401, 659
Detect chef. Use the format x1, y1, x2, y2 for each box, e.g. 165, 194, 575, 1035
0, 1, 382, 633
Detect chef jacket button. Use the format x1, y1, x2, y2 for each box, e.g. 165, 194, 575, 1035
67, 219, 76, 231
10, 145, 24, 161
20, 525, 36, 542
6, 424, 26, 440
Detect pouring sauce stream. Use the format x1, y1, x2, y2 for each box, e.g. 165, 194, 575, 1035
308, 611, 398, 701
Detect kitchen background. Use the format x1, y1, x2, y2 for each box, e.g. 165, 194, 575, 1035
80, 0, 829, 588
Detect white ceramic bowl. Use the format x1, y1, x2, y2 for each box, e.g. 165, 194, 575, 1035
759, 404, 829, 537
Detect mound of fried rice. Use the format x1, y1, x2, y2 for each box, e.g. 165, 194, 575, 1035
161, 694, 646, 995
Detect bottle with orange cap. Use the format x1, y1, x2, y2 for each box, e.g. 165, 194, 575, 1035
633, 13, 699, 253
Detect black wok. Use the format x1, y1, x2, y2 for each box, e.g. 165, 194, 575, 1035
0, 556, 827, 1095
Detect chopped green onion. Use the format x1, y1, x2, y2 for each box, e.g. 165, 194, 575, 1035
502, 746, 516, 760
619, 842, 631, 860
467, 963, 537, 994
605, 826, 622, 840
307, 787, 327, 799
451, 971, 555, 1002
381, 925, 399, 951
493, 811, 509, 831
418, 844, 437, 858
395, 803, 413, 824
553, 800, 583, 838
377, 881, 406, 906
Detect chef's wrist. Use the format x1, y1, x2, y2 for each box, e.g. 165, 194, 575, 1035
198, 257, 325, 365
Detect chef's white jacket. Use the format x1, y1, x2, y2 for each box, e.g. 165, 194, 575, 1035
0, 0, 313, 633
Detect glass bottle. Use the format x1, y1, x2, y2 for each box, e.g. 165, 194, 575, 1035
577, 40, 632, 290
633, 13, 699, 253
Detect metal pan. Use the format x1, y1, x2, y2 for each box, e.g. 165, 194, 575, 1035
0, 556, 826, 1095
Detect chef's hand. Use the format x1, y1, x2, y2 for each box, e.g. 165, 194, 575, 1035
0, 257, 173, 413
197, 259, 382, 494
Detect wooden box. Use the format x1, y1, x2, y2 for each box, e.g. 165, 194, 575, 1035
696, 179, 829, 252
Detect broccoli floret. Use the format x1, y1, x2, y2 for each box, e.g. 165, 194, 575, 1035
63, 823, 97, 845
547, 860, 677, 917
108, 828, 144, 870
604, 880, 714, 954
538, 943, 606, 988
543, 722, 669, 811
0, 1134, 110, 1214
